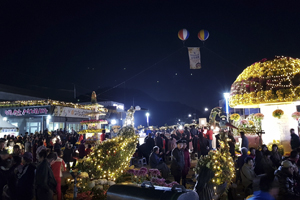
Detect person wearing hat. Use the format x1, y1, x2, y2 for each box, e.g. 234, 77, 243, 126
275, 160, 300, 199
15, 152, 36, 200
170, 139, 185, 184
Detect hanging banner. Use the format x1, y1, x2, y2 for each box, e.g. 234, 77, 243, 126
188, 47, 201, 69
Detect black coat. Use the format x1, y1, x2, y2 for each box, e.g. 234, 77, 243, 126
241, 135, 249, 149
63, 148, 73, 162
290, 133, 300, 150
170, 148, 185, 176
16, 163, 36, 200
155, 136, 163, 150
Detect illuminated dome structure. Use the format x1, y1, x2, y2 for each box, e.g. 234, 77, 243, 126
229, 56, 300, 152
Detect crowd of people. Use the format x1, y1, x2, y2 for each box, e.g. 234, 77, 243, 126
239, 128, 300, 200
137, 125, 225, 188
0, 128, 96, 200
2, 125, 300, 199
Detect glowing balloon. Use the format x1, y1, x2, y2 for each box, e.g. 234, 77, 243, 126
198, 29, 209, 41
178, 29, 189, 41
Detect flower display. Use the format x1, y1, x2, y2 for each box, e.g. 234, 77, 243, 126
292, 111, 300, 120
272, 109, 284, 119
78, 126, 138, 182
230, 113, 240, 121
253, 113, 264, 121
229, 57, 300, 107
240, 120, 248, 125
80, 120, 108, 125
248, 120, 254, 126
194, 131, 235, 188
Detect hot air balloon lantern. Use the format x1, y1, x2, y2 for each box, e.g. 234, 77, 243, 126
178, 29, 190, 41
198, 29, 209, 42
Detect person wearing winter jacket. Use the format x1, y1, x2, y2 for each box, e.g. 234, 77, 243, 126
170, 140, 185, 184
181, 142, 190, 188
290, 128, 300, 150
48, 151, 66, 200
275, 160, 300, 199
16, 152, 36, 200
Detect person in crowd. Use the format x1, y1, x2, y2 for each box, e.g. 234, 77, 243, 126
182, 141, 190, 188
290, 128, 300, 150
191, 134, 199, 160
24, 138, 31, 152
149, 146, 170, 179
172, 126, 181, 139
145, 133, 155, 153
199, 131, 209, 158
190, 125, 198, 138
54, 139, 62, 151
241, 156, 256, 197
287, 150, 299, 165
0, 149, 11, 200
161, 134, 169, 154
237, 147, 249, 169
12, 144, 21, 156
184, 127, 190, 142
261, 144, 268, 154
3, 155, 21, 199
78, 140, 86, 159
0, 139, 8, 155
36, 141, 46, 161
63, 143, 73, 170
228, 131, 236, 158
236, 147, 249, 183
171, 140, 185, 184
48, 151, 66, 200
248, 174, 279, 200
275, 160, 300, 199
100, 129, 106, 141
155, 132, 163, 152
35, 149, 57, 200
16, 152, 36, 200
85, 144, 92, 156
249, 147, 256, 159
206, 127, 214, 150
270, 144, 282, 168
240, 132, 249, 149
260, 150, 276, 174
168, 134, 177, 154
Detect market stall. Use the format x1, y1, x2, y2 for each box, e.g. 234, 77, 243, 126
0, 115, 18, 137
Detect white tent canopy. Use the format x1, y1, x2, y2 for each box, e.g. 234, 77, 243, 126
0, 115, 17, 128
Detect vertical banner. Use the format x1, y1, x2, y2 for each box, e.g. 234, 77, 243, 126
188, 47, 201, 69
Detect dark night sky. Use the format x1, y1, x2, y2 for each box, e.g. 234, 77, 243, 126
1, 0, 300, 114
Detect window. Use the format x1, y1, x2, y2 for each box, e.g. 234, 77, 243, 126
26, 122, 41, 134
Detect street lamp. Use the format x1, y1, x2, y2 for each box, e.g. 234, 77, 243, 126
188, 114, 192, 117
178, 119, 181, 122
111, 119, 117, 125
146, 112, 150, 127
204, 108, 208, 111
223, 92, 230, 119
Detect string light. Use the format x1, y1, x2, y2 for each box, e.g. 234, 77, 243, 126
229, 56, 300, 107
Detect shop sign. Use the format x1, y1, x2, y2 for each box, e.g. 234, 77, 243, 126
1, 128, 18, 133
53, 106, 91, 118
4, 107, 48, 116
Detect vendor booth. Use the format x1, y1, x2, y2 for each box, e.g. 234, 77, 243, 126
0, 115, 18, 137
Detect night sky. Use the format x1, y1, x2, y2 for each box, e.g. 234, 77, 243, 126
1, 1, 300, 116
